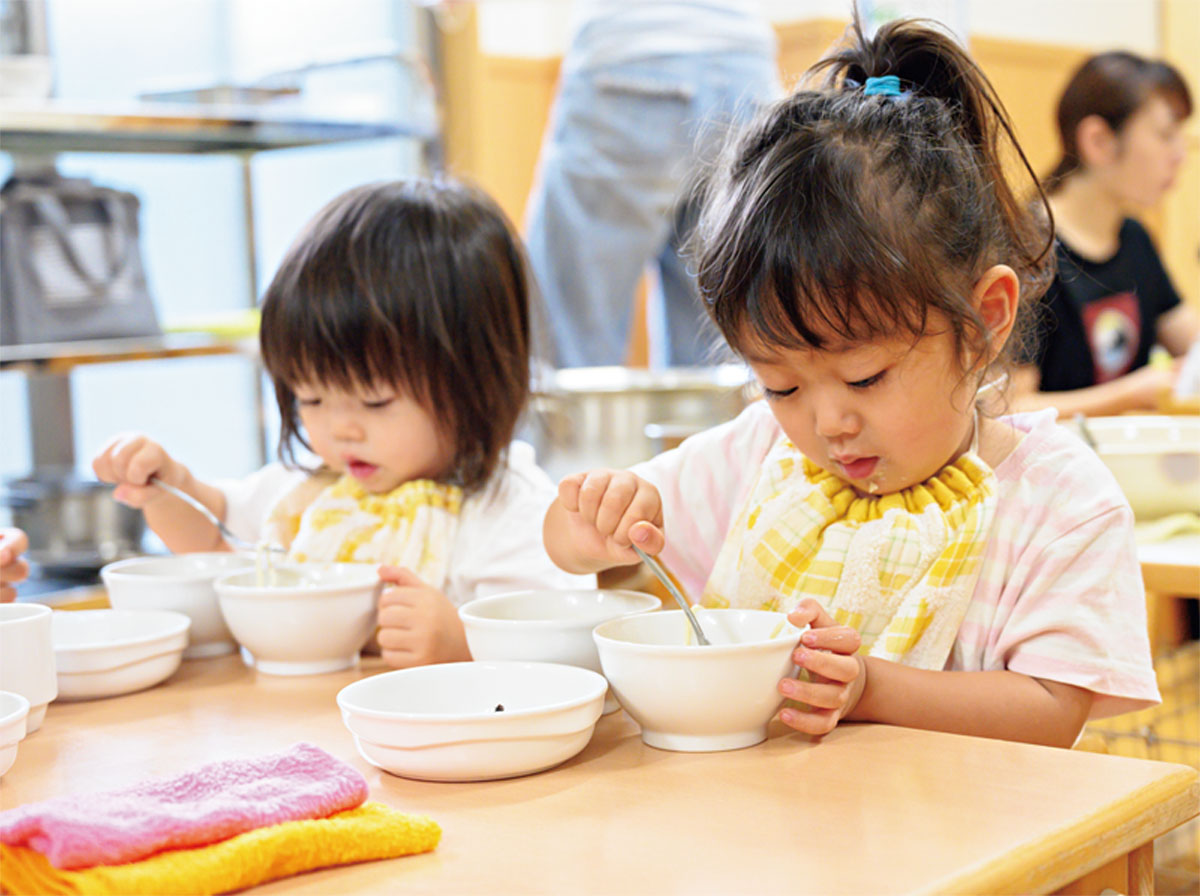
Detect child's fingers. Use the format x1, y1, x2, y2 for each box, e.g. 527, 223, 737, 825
112, 483, 160, 509
0, 528, 29, 564
628, 520, 666, 555
792, 644, 859, 684
778, 673, 852, 711
557, 473, 586, 512
0, 557, 30, 585
125, 443, 168, 487
575, 470, 614, 525
611, 488, 662, 548
377, 564, 425, 588
594, 476, 638, 538
778, 704, 839, 737
786, 597, 839, 631
798, 624, 861, 656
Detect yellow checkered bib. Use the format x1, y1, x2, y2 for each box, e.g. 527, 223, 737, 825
701, 436, 997, 669
264, 473, 463, 589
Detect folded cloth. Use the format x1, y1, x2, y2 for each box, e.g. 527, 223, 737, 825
0, 802, 441, 895
0, 743, 367, 870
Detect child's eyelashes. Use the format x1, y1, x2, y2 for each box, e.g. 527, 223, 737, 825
363, 398, 394, 410
296, 397, 321, 407
762, 385, 798, 400
847, 370, 886, 389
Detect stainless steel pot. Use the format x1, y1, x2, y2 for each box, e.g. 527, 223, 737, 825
2, 473, 145, 572
524, 365, 756, 481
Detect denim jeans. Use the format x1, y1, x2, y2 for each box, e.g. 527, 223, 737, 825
525, 51, 780, 368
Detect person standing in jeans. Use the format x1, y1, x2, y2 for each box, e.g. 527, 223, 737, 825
525, 0, 780, 368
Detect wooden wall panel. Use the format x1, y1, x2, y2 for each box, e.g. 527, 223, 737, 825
1162, 0, 1200, 308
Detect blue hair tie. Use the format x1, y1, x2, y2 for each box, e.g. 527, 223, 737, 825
863, 75, 902, 97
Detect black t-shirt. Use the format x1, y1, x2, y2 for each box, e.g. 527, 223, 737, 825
1028, 219, 1182, 392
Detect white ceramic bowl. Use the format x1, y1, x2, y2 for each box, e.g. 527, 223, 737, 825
337, 661, 607, 782
214, 563, 380, 676
1066, 415, 1200, 520
101, 553, 256, 659
0, 602, 57, 732
459, 589, 661, 714
52, 609, 191, 700
0, 691, 31, 777
594, 608, 804, 752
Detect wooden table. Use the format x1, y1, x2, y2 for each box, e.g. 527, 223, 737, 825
1138, 534, 1200, 654
3, 654, 1196, 895
1139, 534, 1200, 599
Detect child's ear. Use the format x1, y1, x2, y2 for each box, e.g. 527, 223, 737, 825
972, 264, 1019, 361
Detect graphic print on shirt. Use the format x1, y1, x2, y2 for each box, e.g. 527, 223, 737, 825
1081, 291, 1141, 383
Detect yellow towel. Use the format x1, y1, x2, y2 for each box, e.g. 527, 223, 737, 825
0, 803, 440, 896
702, 435, 997, 670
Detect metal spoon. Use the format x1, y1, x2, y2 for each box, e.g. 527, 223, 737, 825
632, 543, 710, 646
150, 477, 285, 554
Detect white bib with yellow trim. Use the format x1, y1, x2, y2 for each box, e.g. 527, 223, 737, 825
263, 472, 463, 589
701, 436, 997, 670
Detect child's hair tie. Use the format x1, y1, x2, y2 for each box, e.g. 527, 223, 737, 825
863, 75, 903, 97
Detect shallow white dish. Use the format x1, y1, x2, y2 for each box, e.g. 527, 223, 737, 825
214, 563, 379, 676
594, 608, 803, 752
0, 690, 31, 777
459, 589, 661, 714
337, 661, 607, 782
101, 552, 255, 659
1064, 415, 1200, 520
52, 609, 190, 701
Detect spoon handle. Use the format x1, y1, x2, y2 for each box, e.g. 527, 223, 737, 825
632, 544, 711, 646
149, 476, 261, 553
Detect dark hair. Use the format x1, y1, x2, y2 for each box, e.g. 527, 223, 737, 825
694, 16, 1054, 382
1046, 51, 1193, 191
259, 178, 532, 493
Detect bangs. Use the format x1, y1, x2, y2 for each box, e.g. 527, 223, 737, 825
259, 198, 445, 406
261, 279, 425, 400
702, 130, 950, 353
696, 89, 999, 360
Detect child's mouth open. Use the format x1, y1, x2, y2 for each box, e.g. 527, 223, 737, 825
345, 458, 379, 480
836, 456, 879, 480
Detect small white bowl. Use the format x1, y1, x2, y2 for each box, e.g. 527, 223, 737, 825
52, 609, 191, 701
101, 553, 256, 659
594, 608, 804, 752
0, 691, 31, 777
214, 563, 380, 676
459, 589, 661, 714
337, 661, 607, 782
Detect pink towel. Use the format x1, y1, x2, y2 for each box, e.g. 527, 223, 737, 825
0, 742, 368, 870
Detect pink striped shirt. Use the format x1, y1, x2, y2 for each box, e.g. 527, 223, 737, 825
633, 402, 1159, 718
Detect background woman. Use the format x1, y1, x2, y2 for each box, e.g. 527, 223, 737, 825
1013, 51, 1198, 415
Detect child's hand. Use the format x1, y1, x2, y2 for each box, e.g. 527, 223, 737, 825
376, 565, 471, 668
777, 598, 865, 736
0, 527, 30, 603
92, 433, 184, 508
556, 469, 665, 566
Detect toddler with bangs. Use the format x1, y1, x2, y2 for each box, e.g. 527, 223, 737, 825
95, 179, 593, 668
544, 17, 1158, 746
